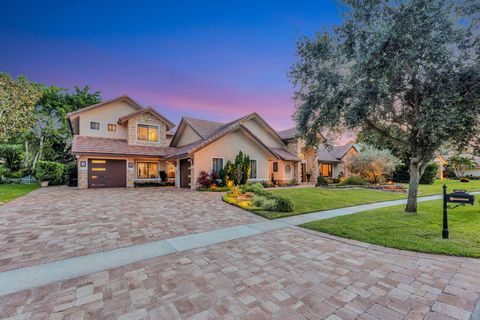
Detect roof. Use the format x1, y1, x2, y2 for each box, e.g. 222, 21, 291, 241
167, 113, 300, 161
317, 143, 358, 163
72, 136, 176, 158
67, 95, 143, 117
117, 107, 175, 129
277, 128, 297, 140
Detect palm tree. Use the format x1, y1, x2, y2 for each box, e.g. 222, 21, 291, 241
448, 156, 477, 178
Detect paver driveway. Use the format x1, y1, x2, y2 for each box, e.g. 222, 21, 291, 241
0, 187, 260, 272
1, 228, 479, 320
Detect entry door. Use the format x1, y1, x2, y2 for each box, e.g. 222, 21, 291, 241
301, 163, 307, 182
179, 159, 190, 188
88, 159, 126, 188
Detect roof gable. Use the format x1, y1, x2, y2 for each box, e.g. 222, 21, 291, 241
117, 107, 175, 129
67, 95, 143, 118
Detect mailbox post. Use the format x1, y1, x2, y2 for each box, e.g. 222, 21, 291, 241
442, 185, 449, 239
442, 185, 475, 240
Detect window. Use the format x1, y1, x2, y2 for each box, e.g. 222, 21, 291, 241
137, 124, 159, 142
137, 162, 159, 179
167, 161, 175, 178
273, 162, 278, 172
90, 121, 100, 131
321, 163, 333, 177
285, 165, 291, 175
249, 160, 257, 179
212, 158, 224, 174
107, 123, 117, 132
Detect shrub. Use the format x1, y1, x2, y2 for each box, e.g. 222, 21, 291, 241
316, 175, 329, 187
65, 162, 78, 187
252, 195, 267, 207
288, 178, 298, 185
347, 145, 400, 183
420, 163, 438, 185
274, 196, 294, 212
241, 182, 264, 194
35, 161, 65, 185
196, 171, 212, 188
460, 177, 470, 183
230, 186, 241, 198
261, 199, 278, 211
392, 164, 409, 183
340, 176, 368, 186
159, 170, 167, 182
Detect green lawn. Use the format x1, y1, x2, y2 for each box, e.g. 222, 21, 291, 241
0, 184, 40, 203
416, 179, 480, 196
301, 198, 480, 258
256, 188, 406, 219
253, 179, 480, 219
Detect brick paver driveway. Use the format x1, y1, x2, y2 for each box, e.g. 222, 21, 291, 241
2, 228, 479, 320
0, 187, 260, 272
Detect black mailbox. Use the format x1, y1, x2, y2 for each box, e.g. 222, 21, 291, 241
446, 190, 475, 205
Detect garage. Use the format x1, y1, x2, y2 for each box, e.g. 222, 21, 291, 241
88, 159, 126, 188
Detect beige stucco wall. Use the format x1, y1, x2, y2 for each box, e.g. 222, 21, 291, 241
127, 113, 169, 147
271, 160, 295, 182
176, 125, 201, 147
243, 118, 285, 148
191, 130, 274, 188
77, 101, 138, 139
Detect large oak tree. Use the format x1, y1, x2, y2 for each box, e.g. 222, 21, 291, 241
290, 0, 480, 212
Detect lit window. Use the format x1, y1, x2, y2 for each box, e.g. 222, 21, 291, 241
321, 163, 332, 177
137, 124, 159, 142
92, 168, 106, 171
249, 160, 257, 179
90, 121, 100, 131
212, 158, 224, 174
167, 162, 175, 178
107, 123, 117, 132
273, 162, 278, 172
137, 162, 159, 179
91, 160, 106, 164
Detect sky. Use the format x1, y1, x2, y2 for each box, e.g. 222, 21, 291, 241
0, 0, 344, 131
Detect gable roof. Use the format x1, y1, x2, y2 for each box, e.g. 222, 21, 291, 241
277, 128, 298, 140
67, 95, 143, 117
167, 113, 300, 161
317, 143, 358, 163
117, 107, 175, 129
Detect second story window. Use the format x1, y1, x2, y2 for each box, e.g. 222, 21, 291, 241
90, 121, 100, 131
107, 123, 117, 132
137, 124, 158, 142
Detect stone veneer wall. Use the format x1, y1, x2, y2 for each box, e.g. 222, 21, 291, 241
286, 140, 303, 183
127, 113, 168, 147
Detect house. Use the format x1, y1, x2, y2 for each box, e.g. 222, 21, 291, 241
317, 143, 359, 179
435, 153, 480, 178
69, 95, 308, 189
69, 95, 360, 189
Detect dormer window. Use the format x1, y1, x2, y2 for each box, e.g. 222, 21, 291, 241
90, 121, 100, 131
137, 124, 159, 142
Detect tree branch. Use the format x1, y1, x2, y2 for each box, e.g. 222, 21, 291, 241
365, 119, 410, 148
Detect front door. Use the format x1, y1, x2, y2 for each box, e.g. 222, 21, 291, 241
301, 163, 307, 182
179, 158, 190, 188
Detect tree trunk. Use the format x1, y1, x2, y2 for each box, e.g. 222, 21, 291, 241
405, 162, 422, 213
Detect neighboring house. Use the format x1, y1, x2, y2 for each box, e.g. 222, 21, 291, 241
435, 153, 480, 178
317, 143, 359, 179
69, 95, 359, 189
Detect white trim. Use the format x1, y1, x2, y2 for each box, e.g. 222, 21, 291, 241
106, 123, 118, 133
136, 123, 160, 143
211, 157, 225, 174
249, 159, 258, 179
89, 120, 101, 132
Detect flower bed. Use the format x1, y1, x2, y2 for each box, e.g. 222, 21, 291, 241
223, 183, 295, 212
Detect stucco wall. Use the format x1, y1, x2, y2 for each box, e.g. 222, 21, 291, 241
191, 130, 273, 188
271, 160, 295, 182
243, 118, 284, 148
78, 101, 137, 139
176, 125, 201, 147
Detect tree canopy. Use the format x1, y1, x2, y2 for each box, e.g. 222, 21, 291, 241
290, 0, 480, 212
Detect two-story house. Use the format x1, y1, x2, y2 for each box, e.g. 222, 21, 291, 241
69, 95, 355, 189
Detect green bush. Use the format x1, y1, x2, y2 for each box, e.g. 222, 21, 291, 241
65, 162, 78, 187
420, 163, 438, 185
274, 196, 294, 212
241, 182, 264, 194
316, 175, 329, 187
261, 199, 278, 211
392, 163, 438, 184
339, 176, 368, 186
252, 195, 267, 207
35, 161, 65, 185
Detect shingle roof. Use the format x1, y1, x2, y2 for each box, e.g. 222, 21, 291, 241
182, 117, 225, 138
72, 136, 176, 157
317, 143, 357, 163
67, 95, 143, 117
277, 128, 297, 140
270, 148, 302, 162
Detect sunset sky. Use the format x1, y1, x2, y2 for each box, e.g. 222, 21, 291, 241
0, 1, 343, 131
